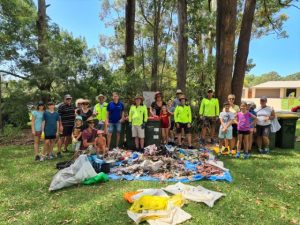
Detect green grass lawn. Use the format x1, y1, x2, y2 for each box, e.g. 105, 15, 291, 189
1, 142, 300, 225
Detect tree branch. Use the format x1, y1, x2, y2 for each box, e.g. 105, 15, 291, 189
278, 0, 300, 9
138, 0, 154, 27
263, 0, 281, 36
0, 70, 30, 80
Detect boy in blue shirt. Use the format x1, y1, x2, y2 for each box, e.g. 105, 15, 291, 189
41, 102, 60, 161
107, 92, 124, 149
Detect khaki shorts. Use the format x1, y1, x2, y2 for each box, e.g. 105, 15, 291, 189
132, 126, 145, 138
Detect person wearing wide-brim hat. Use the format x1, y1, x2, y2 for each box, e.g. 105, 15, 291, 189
174, 95, 193, 149
81, 116, 97, 150
93, 94, 109, 132
77, 99, 93, 129
150, 91, 166, 117
172, 89, 184, 108
199, 89, 220, 146
129, 95, 148, 152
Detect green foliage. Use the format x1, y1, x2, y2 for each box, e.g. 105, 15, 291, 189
0, 124, 22, 138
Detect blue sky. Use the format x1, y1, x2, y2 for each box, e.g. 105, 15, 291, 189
35, 0, 300, 76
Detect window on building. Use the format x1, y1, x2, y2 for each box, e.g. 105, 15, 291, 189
286, 88, 297, 98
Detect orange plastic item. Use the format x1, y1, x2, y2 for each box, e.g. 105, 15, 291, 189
124, 191, 142, 203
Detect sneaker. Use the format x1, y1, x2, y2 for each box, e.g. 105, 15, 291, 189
188, 146, 194, 149
57, 152, 62, 158
63, 148, 70, 153
235, 152, 241, 158
35, 155, 40, 161
258, 148, 264, 154
48, 154, 55, 160
263, 148, 270, 154
244, 152, 250, 159
40, 156, 46, 162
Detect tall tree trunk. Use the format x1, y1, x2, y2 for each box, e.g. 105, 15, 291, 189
125, 0, 136, 75
37, 0, 51, 103
232, 0, 256, 105
215, 0, 237, 107
151, 0, 161, 91
177, 0, 188, 93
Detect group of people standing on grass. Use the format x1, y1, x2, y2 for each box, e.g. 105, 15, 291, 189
31, 88, 275, 161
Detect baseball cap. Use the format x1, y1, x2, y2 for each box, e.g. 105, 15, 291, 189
207, 89, 214, 93
75, 116, 83, 121
64, 94, 72, 100
176, 89, 183, 94
97, 130, 104, 135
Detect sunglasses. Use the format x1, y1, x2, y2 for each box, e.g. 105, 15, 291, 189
82, 102, 89, 105
228, 98, 235, 100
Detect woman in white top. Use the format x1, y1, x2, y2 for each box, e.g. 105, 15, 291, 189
255, 96, 275, 153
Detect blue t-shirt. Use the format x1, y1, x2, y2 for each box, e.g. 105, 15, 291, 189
32, 110, 44, 132
107, 101, 124, 123
249, 109, 257, 128
43, 111, 60, 136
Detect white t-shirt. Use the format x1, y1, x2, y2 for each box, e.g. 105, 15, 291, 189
255, 106, 273, 126
219, 111, 235, 129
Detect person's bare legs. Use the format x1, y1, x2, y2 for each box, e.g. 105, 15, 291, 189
257, 136, 263, 150
177, 130, 182, 146
64, 136, 72, 151
237, 134, 243, 153
243, 135, 249, 153
201, 127, 207, 143
140, 138, 144, 149
57, 136, 65, 153
231, 137, 236, 150
224, 139, 229, 149
43, 139, 49, 156
135, 137, 139, 149
187, 133, 192, 147
210, 123, 216, 142
107, 133, 112, 149
49, 140, 55, 155
262, 136, 270, 148
248, 131, 253, 151
34, 136, 40, 156
116, 133, 120, 147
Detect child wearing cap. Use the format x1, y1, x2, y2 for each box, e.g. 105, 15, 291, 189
31, 102, 45, 161
72, 116, 83, 152
94, 130, 107, 155
174, 95, 193, 149
218, 101, 234, 154
41, 102, 59, 161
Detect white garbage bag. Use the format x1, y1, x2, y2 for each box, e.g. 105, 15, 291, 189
49, 155, 97, 191
163, 182, 225, 207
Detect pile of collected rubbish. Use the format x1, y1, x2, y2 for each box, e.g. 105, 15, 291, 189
49, 145, 232, 191
124, 182, 225, 224
106, 145, 232, 182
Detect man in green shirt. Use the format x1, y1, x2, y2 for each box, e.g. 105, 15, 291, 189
174, 95, 193, 149
93, 94, 108, 133
199, 89, 219, 145
129, 95, 148, 152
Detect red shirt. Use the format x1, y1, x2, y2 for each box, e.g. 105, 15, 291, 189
160, 112, 171, 128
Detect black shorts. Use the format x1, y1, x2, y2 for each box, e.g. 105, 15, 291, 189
45, 135, 56, 140
60, 126, 73, 137
238, 130, 250, 135
256, 125, 271, 137
176, 123, 191, 134
201, 116, 217, 128
170, 121, 175, 130
232, 124, 238, 137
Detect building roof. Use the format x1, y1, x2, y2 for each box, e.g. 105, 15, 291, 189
253, 81, 300, 88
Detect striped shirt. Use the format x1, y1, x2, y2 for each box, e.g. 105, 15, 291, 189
58, 103, 75, 127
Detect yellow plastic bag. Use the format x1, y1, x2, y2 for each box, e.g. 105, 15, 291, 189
129, 194, 184, 213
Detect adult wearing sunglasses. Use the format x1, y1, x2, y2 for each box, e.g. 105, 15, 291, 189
81, 117, 97, 150
77, 99, 93, 129
57, 94, 76, 157
226, 94, 240, 150
150, 91, 166, 117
